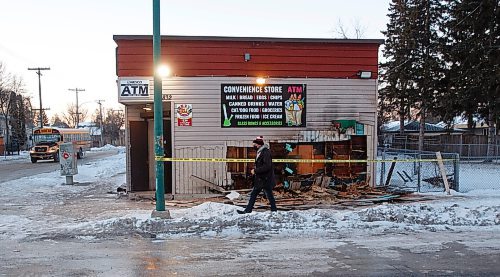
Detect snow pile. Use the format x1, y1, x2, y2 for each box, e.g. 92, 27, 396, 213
0, 151, 29, 162
90, 144, 125, 153
59, 197, 500, 240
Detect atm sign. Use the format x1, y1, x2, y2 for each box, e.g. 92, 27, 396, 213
120, 80, 149, 97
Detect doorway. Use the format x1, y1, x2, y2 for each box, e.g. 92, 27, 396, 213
129, 121, 149, 191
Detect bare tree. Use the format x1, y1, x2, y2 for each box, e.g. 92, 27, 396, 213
334, 18, 366, 39
0, 64, 13, 150
61, 104, 88, 128
335, 19, 349, 39
103, 109, 124, 145
50, 113, 69, 128
353, 19, 366, 39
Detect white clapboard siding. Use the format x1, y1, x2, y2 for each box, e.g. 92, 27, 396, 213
167, 77, 377, 194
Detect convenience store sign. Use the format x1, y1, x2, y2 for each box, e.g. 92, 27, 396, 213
221, 84, 307, 128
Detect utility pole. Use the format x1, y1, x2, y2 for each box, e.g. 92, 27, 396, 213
96, 100, 105, 147
68, 88, 85, 128
28, 67, 50, 128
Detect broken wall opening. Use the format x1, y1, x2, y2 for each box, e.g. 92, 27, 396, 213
226, 135, 368, 191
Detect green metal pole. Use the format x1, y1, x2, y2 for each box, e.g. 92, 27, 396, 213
153, 0, 165, 211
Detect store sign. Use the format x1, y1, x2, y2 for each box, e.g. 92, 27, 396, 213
176, 104, 193, 126
221, 84, 306, 128
119, 80, 149, 97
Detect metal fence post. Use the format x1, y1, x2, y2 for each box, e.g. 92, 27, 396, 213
380, 150, 386, 187
417, 153, 421, 192
454, 153, 460, 192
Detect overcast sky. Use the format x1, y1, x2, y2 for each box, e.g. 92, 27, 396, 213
0, 0, 390, 119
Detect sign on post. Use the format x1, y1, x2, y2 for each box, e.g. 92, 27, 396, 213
60, 142, 78, 184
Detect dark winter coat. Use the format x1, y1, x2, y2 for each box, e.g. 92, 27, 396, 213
253, 145, 276, 189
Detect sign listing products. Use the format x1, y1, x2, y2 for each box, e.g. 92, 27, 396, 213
221, 84, 306, 128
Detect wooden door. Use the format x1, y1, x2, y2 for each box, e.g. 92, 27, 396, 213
129, 121, 149, 191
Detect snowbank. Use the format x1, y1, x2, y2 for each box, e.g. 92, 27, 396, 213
0, 151, 29, 162
90, 144, 125, 153
63, 193, 500, 240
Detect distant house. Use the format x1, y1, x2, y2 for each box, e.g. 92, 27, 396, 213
381, 120, 457, 135
436, 116, 493, 136
380, 120, 464, 149
77, 122, 101, 147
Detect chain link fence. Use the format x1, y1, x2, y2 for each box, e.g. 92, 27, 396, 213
376, 148, 459, 193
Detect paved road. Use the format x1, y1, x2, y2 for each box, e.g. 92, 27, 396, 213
1, 231, 499, 276
0, 151, 118, 183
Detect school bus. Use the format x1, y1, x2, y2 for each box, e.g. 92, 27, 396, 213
30, 127, 92, 163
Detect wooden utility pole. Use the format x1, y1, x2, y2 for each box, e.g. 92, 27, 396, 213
68, 88, 85, 127
96, 100, 105, 147
27, 67, 50, 128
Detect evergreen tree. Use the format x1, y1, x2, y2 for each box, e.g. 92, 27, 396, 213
380, 0, 418, 135
410, 0, 446, 151
443, 0, 499, 158
34, 110, 49, 127
8, 93, 26, 148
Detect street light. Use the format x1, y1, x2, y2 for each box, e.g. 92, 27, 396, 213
151, 0, 170, 218
157, 65, 171, 78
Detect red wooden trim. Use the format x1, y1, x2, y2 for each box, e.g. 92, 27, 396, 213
115, 38, 381, 78
117, 68, 379, 79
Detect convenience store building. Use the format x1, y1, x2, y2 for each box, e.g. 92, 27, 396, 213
114, 35, 383, 196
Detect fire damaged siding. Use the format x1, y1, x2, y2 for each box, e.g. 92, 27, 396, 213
166, 77, 377, 194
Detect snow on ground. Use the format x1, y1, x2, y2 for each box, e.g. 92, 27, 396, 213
0, 151, 29, 162
64, 192, 499, 240
90, 144, 125, 153
0, 146, 499, 242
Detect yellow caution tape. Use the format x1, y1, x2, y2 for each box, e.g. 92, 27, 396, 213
155, 156, 455, 163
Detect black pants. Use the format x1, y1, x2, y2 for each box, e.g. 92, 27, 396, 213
244, 185, 277, 212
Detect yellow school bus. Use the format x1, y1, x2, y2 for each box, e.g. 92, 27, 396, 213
30, 127, 92, 163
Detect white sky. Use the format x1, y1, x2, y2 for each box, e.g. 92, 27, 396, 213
0, 0, 390, 120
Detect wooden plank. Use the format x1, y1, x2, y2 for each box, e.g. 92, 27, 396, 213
436, 152, 451, 195
189, 175, 226, 193
384, 158, 397, 187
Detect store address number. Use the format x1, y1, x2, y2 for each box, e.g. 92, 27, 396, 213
162, 94, 173, 100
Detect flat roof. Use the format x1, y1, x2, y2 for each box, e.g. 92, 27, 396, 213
113, 35, 384, 45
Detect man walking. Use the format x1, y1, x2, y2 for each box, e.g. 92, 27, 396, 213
237, 136, 277, 214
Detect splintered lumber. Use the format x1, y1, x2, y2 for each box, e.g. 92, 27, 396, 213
321, 177, 332, 188
436, 152, 451, 195
190, 175, 226, 193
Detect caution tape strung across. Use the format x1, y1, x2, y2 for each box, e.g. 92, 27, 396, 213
155, 156, 455, 163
